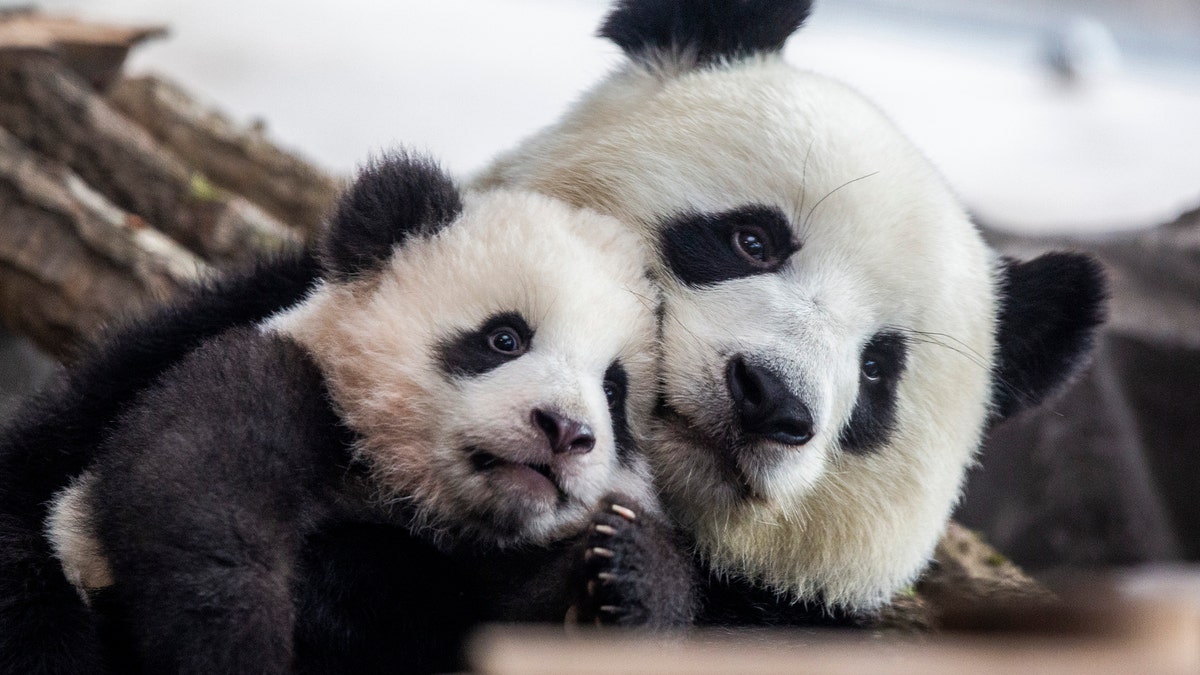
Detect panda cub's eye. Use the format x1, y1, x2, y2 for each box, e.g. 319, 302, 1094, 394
487, 327, 525, 355
732, 226, 777, 268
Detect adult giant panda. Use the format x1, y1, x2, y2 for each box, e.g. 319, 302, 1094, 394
474, 0, 1107, 621
2, 152, 691, 674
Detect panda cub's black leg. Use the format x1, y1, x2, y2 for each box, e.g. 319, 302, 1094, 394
576, 494, 697, 629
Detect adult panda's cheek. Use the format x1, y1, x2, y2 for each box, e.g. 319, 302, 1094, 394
754, 448, 830, 504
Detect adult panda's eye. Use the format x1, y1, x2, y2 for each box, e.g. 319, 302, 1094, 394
732, 226, 776, 268
861, 357, 882, 383
487, 327, 525, 355
602, 362, 627, 411
603, 380, 621, 407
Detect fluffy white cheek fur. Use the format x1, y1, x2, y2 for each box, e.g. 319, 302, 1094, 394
653, 273, 864, 501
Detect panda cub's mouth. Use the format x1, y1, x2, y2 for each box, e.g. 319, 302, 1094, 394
468, 448, 567, 504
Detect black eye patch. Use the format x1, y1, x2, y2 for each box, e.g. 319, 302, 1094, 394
660, 205, 798, 288
436, 312, 533, 378
839, 331, 909, 454
603, 361, 636, 467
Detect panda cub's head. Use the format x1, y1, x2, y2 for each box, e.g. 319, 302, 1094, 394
476, 0, 1106, 607
270, 153, 659, 549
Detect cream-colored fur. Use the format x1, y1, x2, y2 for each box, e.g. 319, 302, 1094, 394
268, 190, 661, 547
46, 473, 112, 595
475, 57, 998, 607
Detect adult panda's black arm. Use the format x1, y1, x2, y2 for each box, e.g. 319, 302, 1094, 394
88, 327, 351, 675
0, 252, 320, 675
693, 568, 868, 627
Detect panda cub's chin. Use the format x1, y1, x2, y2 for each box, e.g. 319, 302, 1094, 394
468, 448, 565, 504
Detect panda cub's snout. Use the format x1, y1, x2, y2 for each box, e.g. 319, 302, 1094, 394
726, 355, 814, 447
531, 408, 596, 456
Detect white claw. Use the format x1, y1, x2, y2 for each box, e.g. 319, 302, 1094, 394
610, 504, 637, 521
594, 524, 617, 536
587, 547, 614, 560
597, 572, 616, 583
599, 605, 621, 614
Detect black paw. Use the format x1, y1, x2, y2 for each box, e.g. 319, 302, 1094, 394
575, 494, 695, 629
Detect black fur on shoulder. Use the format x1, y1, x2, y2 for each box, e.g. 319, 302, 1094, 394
0, 250, 319, 674
600, 0, 813, 67
92, 328, 352, 674
991, 252, 1108, 421
321, 152, 463, 282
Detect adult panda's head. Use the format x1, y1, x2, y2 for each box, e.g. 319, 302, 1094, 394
475, 1, 1106, 607
270, 152, 660, 549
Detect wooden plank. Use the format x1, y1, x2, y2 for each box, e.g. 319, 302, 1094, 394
471, 591, 1200, 675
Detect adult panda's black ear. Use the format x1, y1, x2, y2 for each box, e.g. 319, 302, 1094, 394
599, 0, 812, 68
320, 151, 463, 281
990, 252, 1108, 422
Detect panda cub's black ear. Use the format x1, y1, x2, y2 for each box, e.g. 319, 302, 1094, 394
990, 252, 1108, 422
320, 151, 463, 281
600, 0, 812, 67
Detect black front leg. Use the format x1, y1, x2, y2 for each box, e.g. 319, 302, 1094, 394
90, 330, 348, 674
574, 494, 697, 629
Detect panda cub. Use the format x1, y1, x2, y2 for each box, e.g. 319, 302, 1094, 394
40, 152, 676, 673
476, 0, 1108, 623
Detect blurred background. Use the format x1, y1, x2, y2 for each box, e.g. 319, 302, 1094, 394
1, 0, 1198, 575
26, 0, 1200, 230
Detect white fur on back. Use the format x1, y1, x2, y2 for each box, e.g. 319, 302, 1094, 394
46, 472, 112, 594
476, 57, 998, 607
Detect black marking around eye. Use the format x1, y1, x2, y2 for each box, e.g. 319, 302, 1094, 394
603, 361, 636, 467
660, 205, 797, 288
436, 312, 533, 378
839, 331, 909, 454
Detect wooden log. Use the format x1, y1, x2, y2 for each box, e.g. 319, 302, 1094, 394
0, 53, 300, 266
0, 125, 206, 359
109, 75, 341, 239
0, 8, 166, 91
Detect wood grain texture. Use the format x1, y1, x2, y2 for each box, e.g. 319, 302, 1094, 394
0, 54, 299, 266
0, 126, 204, 359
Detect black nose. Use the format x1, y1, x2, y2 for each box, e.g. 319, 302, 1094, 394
532, 409, 596, 455
726, 356, 814, 446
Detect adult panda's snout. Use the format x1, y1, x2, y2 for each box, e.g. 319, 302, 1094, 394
726, 356, 813, 446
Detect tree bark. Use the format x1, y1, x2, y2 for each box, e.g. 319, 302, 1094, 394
0, 125, 205, 359
108, 75, 341, 240
0, 53, 299, 265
